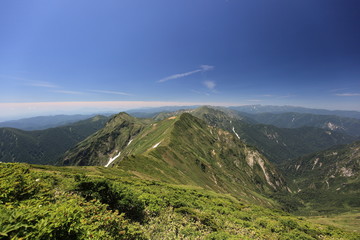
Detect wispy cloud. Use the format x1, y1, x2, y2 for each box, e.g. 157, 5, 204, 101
158, 65, 214, 83
335, 93, 360, 96
203, 80, 216, 90
0, 76, 59, 88
52, 90, 84, 95
256, 94, 293, 98
90, 90, 133, 96
191, 89, 210, 96
330, 88, 348, 93
27, 81, 59, 88
258, 94, 274, 97
247, 99, 263, 102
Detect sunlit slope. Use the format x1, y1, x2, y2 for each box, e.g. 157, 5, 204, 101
62, 112, 287, 203
188, 106, 356, 164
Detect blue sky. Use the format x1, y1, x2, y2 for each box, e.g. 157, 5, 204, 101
0, 0, 360, 120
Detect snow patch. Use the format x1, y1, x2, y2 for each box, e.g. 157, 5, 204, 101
232, 127, 240, 139
127, 139, 133, 146
312, 158, 319, 170
152, 141, 162, 149
105, 151, 121, 167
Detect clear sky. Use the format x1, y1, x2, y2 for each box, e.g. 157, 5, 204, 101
0, 0, 359, 120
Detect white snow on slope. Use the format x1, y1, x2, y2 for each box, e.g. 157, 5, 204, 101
152, 141, 162, 149
127, 139, 133, 146
105, 151, 121, 167
232, 127, 240, 139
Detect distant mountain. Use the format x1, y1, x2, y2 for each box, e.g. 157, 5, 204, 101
62, 112, 288, 202
187, 106, 356, 164
229, 105, 360, 119
283, 141, 360, 214
0, 114, 98, 130
242, 112, 360, 137
0, 115, 109, 164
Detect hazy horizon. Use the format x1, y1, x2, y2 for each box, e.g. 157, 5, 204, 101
1, 102, 360, 122
1, 1, 359, 120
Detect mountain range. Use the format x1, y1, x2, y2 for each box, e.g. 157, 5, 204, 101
229, 105, 360, 119
0, 115, 109, 164
241, 112, 360, 137
1, 105, 359, 237
0, 114, 103, 130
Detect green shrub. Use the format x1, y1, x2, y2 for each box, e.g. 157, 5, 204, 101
0, 195, 144, 240
74, 179, 145, 222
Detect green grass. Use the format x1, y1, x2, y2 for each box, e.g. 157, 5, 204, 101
1, 162, 360, 239
306, 210, 360, 233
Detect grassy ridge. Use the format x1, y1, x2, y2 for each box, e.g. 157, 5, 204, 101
1, 162, 359, 239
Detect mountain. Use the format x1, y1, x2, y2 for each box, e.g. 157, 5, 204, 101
0, 114, 100, 130
187, 106, 356, 164
62, 112, 287, 203
0, 115, 109, 164
243, 112, 360, 137
229, 105, 360, 119
283, 141, 360, 214
63, 113, 150, 166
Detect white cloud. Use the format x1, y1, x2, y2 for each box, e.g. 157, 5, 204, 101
203, 81, 216, 90
158, 65, 214, 83
335, 93, 360, 96
52, 90, 83, 94
200, 65, 214, 71
90, 90, 133, 96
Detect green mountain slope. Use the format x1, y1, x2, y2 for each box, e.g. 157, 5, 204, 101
62, 112, 288, 204
0, 115, 109, 164
63, 113, 151, 166
283, 141, 360, 214
188, 106, 356, 164
2, 163, 359, 239
243, 112, 360, 137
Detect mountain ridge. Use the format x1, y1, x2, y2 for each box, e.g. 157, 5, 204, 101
62, 112, 288, 205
